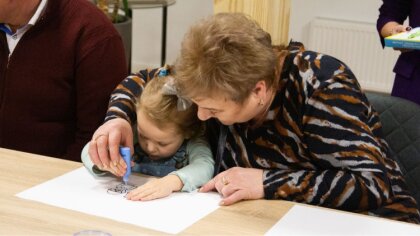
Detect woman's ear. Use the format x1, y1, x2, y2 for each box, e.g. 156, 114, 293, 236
252, 80, 268, 99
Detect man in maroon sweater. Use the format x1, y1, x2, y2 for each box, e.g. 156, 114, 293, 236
0, 0, 128, 161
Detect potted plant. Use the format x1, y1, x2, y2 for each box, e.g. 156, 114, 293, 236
95, 0, 132, 71
96, 0, 131, 23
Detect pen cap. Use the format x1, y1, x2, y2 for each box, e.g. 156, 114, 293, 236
119, 146, 131, 161
120, 146, 131, 183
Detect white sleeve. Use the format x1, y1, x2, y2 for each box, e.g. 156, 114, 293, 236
81, 142, 107, 176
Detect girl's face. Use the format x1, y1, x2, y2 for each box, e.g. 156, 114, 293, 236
136, 109, 184, 160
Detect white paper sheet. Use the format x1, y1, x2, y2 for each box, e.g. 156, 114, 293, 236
17, 167, 221, 234
265, 205, 420, 236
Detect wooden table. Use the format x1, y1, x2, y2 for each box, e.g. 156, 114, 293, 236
0, 148, 294, 235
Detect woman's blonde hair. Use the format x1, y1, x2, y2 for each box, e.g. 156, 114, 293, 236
137, 76, 202, 139
175, 13, 285, 103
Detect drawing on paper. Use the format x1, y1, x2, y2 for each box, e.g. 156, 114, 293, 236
107, 183, 137, 195
16, 167, 222, 234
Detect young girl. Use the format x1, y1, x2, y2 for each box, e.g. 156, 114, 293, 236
81, 74, 214, 201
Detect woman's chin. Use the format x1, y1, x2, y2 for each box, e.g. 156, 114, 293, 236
218, 119, 235, 126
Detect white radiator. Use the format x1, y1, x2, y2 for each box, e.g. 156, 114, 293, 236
307, 18, 400, 93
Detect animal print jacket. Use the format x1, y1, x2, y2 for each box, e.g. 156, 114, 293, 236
104, 44, 419, 224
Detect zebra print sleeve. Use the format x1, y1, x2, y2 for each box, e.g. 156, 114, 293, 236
263, 51, 419, 222
274, 79, 390, 209
104, 68, 161, 124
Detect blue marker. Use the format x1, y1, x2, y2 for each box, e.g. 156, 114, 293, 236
119, 146, 131, 184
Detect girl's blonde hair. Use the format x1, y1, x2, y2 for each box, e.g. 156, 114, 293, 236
137, 76, 202, 139
175, 13, 287, 103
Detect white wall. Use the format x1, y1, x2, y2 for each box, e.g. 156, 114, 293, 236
131, 0, 400, 92
289, 0, 382, 43
131, 0, 213, 72
289, 0, 400, 93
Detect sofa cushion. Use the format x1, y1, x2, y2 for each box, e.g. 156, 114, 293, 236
366, 91, 420, 210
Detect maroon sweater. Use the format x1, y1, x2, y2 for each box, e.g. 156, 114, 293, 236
0, 0, 128, 161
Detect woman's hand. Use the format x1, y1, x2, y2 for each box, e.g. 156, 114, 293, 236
94, 156, 134, 177
88, 118, 134, 175
381, 22, 413, 52
126, 175, 183, 201
199, 167, 264, 205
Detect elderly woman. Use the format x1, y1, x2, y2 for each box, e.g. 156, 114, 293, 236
89, 13, 419, 223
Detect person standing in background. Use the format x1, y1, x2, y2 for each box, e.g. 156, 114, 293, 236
377, 0, 420, 105
0, 0, 128, 161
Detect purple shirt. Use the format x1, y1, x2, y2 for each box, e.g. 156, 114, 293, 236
377, 0, 420, 104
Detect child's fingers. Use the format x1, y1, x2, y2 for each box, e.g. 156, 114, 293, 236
126, 189, 142, 200
138, 191, 165, 201
127, 186, 154, 200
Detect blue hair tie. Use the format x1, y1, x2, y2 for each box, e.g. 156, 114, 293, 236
158, 68, 168, 77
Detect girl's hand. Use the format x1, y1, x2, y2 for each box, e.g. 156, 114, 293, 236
126, 175, 183, 201
199, 167, 264, 206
